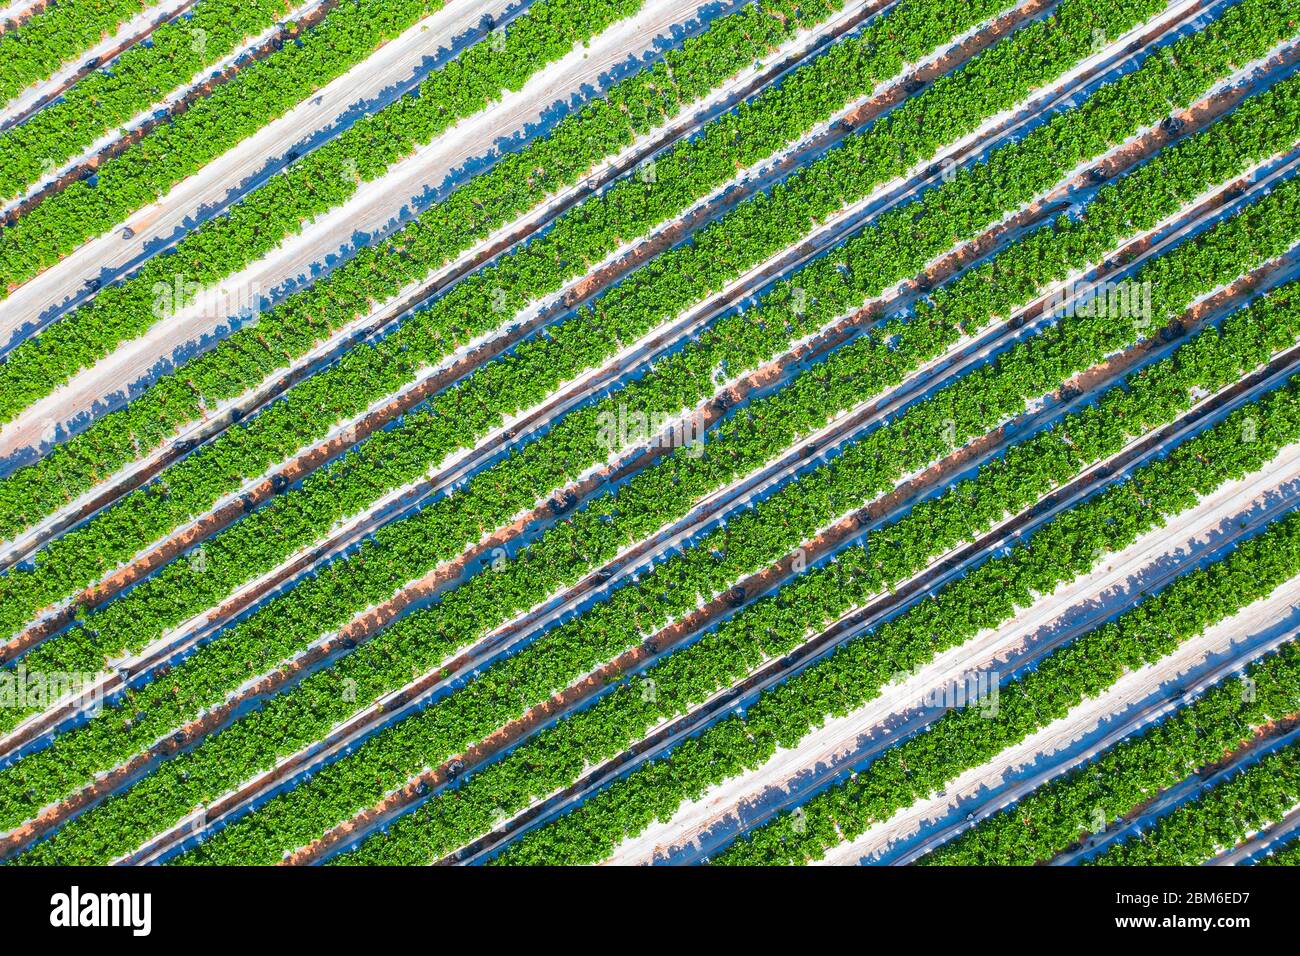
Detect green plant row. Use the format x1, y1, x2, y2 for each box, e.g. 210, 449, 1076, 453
1090, 737, 1300, 865
11, 0, 1181, 758
180, 58, 1300, 866
0, 0, 146, 104
0, 0, 861, 540
0, 0, 1278, 844
922, 642, 1300, 864
187, 231, 1267, 865
485, 299, 1300, 865
330, 285, 1300, 867
0, 0, 1274, 850
1258, 831, 1300, 863
705, 511, 1300, 865
0, 0, 1196, 770
0, 0, 356, 202
0, 0, 1020, 643
14, 131, 1294, 865
0, 0, 648, 410
0, 0, 1216, 692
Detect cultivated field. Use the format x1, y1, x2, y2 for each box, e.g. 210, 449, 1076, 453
1, 0, 1299, 869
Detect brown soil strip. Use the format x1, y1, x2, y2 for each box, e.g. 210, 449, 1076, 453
0, 2, 52, 35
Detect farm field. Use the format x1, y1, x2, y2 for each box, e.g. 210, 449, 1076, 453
1, 0, 1299, 886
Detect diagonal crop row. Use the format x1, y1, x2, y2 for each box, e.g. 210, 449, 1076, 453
704, 507, 1300, 865
16, 157, 1296, 866
0, 0, 1232, 701
0, 0, 1216, 806
7, 0, 1248, 606
921, 639, 1300, 864
0, 0, 323, 203
1089, 736, 1300, 864
0, 0, 1026, 641
7, 0, 1295, 881
0, 0, 866, 541
156, 154, 1300, 866
2, 21, 1286, 848
0, 0, 1093, 669
0, 0, 149, 104
165, 78, 1300, 868
487, 323, 1300, 866
0, 0, 649, 412
0, 0, 1279, 853
326, 282, 1300, 866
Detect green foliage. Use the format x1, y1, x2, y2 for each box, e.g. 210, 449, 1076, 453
0, 0, 648, 414
466, 286, 1300, 866
0, 0, 1111, 691
0, 0, 1197, 808
925, 647, 1300, 865
4, 0, 1297, 870
1090, 739, 1300, 865
4, 0, 1215, 696
1258, 832, 1300, 864
0, 0, 852, 540
0, 0, 146, 104
13, 72, 1297, 863
0, 0, 301, 202
709, 510, 1300, 865
337, 288, 1300, 866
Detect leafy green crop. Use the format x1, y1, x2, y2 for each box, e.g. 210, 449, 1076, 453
0, 0, 851, 542
14, 67, 1298, 863
0, 0, 146, 104
0, 0, 301, 202
926, 645, 1300, 865
711, 509, 1300, 865
1088, 736, 1300, 865
341, 288, 1300, 866
0, 0, 648, 414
